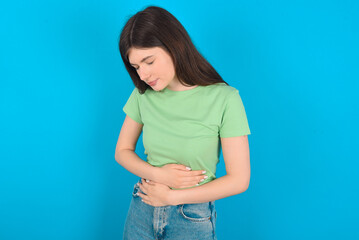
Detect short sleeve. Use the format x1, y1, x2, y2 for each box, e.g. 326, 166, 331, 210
219, 90, 251, 138
122, 88, 143, 124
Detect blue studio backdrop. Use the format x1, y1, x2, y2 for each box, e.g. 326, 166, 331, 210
1, 0, 358, 239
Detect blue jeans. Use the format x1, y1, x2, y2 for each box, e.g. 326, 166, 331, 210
123, 179, 217, 240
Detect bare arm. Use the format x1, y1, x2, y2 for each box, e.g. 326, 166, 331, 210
138, 135, 250, 205
115, 115, 159, 181
115, 115, 207, 188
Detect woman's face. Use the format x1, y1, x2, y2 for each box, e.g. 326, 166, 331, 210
128, 46, 179, 91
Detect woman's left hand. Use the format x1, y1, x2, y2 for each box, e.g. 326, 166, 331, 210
137, 178, 174, 207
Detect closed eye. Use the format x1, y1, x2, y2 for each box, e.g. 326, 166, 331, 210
133, 61, 154, 70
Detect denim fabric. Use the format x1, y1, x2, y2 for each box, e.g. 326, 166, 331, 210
123, 179, 217, 240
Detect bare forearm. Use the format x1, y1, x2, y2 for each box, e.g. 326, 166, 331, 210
169, 174, 249, 205
115, 149, 160, 182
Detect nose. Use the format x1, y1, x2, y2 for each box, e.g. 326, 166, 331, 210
137, 68, 151, 82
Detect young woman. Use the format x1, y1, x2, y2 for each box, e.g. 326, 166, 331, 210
115, 6, 251, 240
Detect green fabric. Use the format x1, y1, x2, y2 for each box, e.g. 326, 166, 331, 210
123, 82, 251, 190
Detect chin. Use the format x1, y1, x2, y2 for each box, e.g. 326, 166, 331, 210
150, 84, 164, 91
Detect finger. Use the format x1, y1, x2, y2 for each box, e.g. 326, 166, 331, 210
141, 178, 156, 185
141, 178, 152, 184
145, 179, 157, 185
172, 164, 192, 171
138, 182, 148, 194
185, 170, 207, 176
141, 199, 150, 205
182, 174, 208, 182
137, 192, 149, 200
141, 198, 154, 206
138, 192, 151, 204
145, 180, 156, 185
176, 182, 201, 188
177, 176, 207, 187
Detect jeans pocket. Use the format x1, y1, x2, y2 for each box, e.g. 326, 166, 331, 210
179, 202, 212, 222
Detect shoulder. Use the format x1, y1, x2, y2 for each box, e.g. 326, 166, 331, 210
217, 82, 238, 93
204, 82, 239, 99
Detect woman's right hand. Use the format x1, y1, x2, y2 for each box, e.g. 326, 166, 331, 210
156, 163, 208, 189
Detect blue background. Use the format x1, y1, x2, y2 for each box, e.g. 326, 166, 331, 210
1, 0, 358, 239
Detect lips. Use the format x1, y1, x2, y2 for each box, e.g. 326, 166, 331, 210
148, 79, 158, 86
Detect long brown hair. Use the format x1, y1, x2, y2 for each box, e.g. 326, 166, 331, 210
118, 6, 228, 94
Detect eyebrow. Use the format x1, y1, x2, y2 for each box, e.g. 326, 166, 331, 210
129, 55, 154, 66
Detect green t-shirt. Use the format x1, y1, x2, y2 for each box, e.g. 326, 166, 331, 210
123, 82, 251, 189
